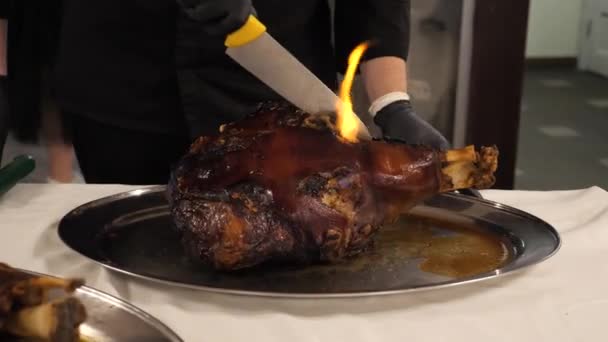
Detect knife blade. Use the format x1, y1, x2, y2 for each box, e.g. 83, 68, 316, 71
225, 15, 372, 141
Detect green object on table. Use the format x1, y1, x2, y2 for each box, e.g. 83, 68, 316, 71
0, 155, 36, 196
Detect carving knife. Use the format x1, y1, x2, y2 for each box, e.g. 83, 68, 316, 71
224, 15, 372, 140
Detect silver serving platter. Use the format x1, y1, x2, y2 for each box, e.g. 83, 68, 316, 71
4, 270, 182, 342
58, 186, 560, 298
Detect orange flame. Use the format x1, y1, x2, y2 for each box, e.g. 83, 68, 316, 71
336, 42, 369, 143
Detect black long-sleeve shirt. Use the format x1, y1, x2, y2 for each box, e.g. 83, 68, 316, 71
6, 0, 411, 138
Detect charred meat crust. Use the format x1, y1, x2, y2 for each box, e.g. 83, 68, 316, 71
168, 101, 497, 271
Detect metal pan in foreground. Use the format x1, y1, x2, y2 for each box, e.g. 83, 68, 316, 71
3, 269, 182, 342
73, 283, 182, 341
57, 186, 560, 298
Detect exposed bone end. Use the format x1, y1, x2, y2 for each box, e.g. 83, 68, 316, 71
4, 297, 86, 342
10, 277, 85, 308
440, 145, 499, 192
444, 145, 477, 162
28, 277, 85, 294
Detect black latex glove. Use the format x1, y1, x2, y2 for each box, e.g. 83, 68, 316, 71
177, 0, 254, 36
374, 100, 450, 150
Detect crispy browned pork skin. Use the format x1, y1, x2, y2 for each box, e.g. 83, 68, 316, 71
0, 263, 86, 342
168, 102, 498, 271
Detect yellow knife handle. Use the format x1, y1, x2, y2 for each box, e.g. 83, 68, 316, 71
225, 15, 267, 48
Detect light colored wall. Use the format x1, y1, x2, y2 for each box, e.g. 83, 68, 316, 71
525, 0, 584, 58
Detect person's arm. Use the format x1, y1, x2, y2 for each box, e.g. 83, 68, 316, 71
0, 19, 7, 76
360, 56, 407, 103
0, 1, 7, 76
0, 7, 7, 163
335, 0, 448, 149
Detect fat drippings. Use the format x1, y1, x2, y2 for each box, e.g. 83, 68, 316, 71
381, 215, 510, 277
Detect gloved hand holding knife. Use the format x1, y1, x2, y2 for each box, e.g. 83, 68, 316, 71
177, 0, 449, 149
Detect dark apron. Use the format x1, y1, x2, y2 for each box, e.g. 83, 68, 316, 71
175, 0, 337, 139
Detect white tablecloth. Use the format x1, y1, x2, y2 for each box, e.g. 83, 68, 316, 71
1, 184, 607, 342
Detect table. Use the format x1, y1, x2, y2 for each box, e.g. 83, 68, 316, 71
1, 184, 607, 342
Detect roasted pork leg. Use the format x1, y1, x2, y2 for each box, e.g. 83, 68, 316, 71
0, 263, 86, 341
168, 102, 498, 271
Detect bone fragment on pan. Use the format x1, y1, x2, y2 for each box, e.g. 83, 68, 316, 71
0, 262, 87, 342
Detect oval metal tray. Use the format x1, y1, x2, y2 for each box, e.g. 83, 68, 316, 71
58, 186, 560, 298
4, 269, 182, 342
